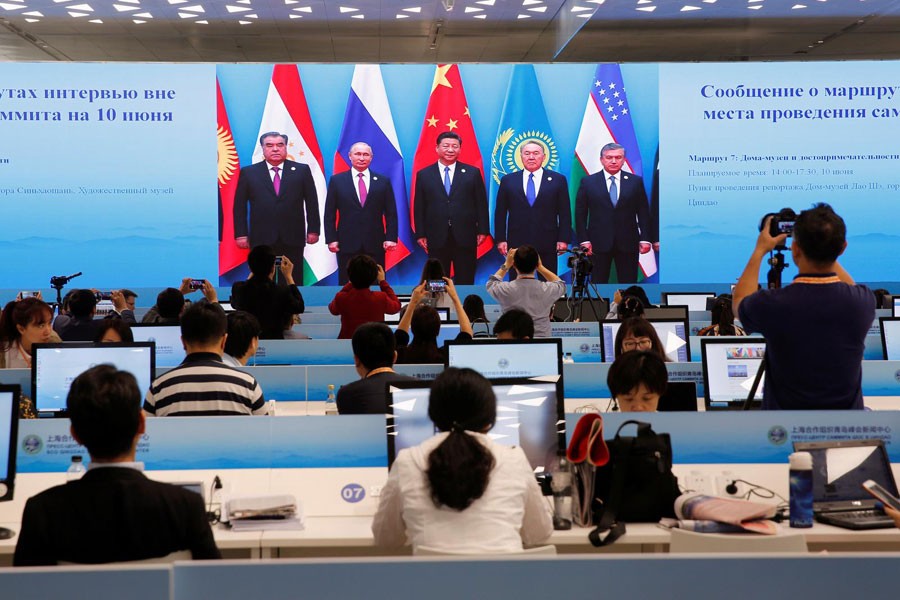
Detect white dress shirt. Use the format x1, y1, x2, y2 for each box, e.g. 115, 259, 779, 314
372, 432, 553, 554
522, 167, 543, 197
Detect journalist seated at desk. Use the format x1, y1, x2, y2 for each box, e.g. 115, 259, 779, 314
14, 365, 221, 566
372, 367, 553, 554
223, 311, 261, 367
608, 350, 668, 412
143, 302, 267, 417
0, 297, 60, 368
493, 308, 534, 340
613, 316, 667, 361
337, 322, 416, 415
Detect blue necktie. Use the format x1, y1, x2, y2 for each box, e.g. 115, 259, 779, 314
526, 173, 536, 206
609, 175, 618, 207
443, 166, 451, 195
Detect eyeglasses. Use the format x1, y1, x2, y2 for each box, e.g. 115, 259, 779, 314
621, 338, 652, 351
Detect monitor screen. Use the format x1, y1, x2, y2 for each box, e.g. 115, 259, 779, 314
384, 306, 450, 324
642, 306, 689, 320
0, 385, 19, 502
601, 319, 690, 363
445, 338, 563, 379
660, 293, 715, 312
387, 378, 562, 472
893, 298, 900, 318
701, 337, 766, 410
881, 317, 900, 359
131, 324, 185, 367
794, 440, 899, 508
32, 343, 155, 415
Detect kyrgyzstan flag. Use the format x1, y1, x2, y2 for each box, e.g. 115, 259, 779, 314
410, 64, 492, 259
217, 79, 246, 276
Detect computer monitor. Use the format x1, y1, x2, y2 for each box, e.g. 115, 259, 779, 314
893, 297, 900, 318
552, 297, 609, 322
700, 337, 766, 410
445, 338, 563, 380
0, 385, 19, 539
660, 292, 715, 312
218, 302, 235, 312
384, 306, 450, 324
601, 318, 690, 363
131, 324, 185, 367
643, 305, 689, 320
793, 439, 899, 508
880, 317, 900, 360
386, 377, 562, 472
658, 381, 698, 412
31, 342, 156, 416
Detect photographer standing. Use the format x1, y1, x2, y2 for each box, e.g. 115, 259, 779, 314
487, 245, 565, 338
733, 203, 874, 410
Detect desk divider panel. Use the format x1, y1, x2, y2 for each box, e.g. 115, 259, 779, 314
560, 337, 602, 363
251, 340, 354, 365
566, 411, 900, 464
563, 362, 704, 399
171, 556, 898, 600
292, 324, 342, 339
0, 565, 171, 600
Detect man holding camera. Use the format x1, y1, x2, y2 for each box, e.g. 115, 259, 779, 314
487, 245, 565, 338
733, 203, 874, 410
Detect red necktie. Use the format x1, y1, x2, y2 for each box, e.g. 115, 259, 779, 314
358, 173, 367, 207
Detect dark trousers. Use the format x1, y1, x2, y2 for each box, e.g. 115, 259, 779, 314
336, 248, 386, 286
430, 235, 476, 285
590, 249, 638, 285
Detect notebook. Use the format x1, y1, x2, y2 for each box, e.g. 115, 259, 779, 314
792, 439, 899, 530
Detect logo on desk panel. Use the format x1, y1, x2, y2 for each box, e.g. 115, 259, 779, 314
341, 483, 366, 504
767, 426, 788, 446
22, 434, 43, 455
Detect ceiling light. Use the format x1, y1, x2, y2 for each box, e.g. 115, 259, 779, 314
288, 13, 301, 17
523, 0, 542, 5
238, 19, 251, 24
395, 13, 408, 18
236, 0, 251, 4
465, 6, 483, 12
114, 4, 139, 11
22, 10, 44, 15
24, 17, 38, 21
293, 6, 312, 12
68, 10, 89, 16
133, 11, 152, 17
89, 18, 102, 22
517, 13, 530, 17
680, 5, 701, 10
68, 3, 93, 10
226, 5, 251, 12
195, 19, 207, 23
747, 4, 762, 8
474, 13, 486, 18
529, 5, 548, 11
442, 0, 454, 10
351, 13, 364, 18
132, 18, 145, 22
181, 4, 204, 12
792, 3, 806, 7
403, 5, 421, 11
476, 0, 495, 5
178, 12, 196, 17
636, 6, 656, 11
338, 6, 357, 13
285, 0, 298, 4
570, 5, 591, 11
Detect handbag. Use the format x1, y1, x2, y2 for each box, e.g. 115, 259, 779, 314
588, 420, 681, 547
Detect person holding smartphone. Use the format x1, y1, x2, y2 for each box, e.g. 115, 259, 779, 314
486, 245, 565, 338
418, 259, 454, 310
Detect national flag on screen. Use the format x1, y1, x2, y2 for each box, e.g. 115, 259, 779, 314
333, 65, 412, 272
253, 64, 336, 286
411, 64, 492, 259
217, 79, 245, 276
489, 65, 565, 273
570, 63, 654, 281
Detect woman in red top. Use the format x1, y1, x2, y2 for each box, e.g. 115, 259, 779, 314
329, 255, 401, 339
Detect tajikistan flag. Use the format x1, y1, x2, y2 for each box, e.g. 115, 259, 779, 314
252, 64, 336, 286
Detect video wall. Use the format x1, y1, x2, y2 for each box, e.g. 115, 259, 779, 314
0, 61, 897, 289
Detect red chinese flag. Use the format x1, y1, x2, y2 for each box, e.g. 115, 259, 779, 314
217, 79, 246, 275
410, 64, 493, 258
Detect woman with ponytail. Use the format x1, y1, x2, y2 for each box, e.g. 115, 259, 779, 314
698, 294, 746, 337
372, 367, 553, 554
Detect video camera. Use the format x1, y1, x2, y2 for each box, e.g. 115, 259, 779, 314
566, 245, 592, 271
760, 208, 797, 239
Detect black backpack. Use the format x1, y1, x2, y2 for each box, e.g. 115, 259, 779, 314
588, 420, 681, 546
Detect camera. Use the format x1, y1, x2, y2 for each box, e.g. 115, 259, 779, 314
190, 279, 205, 291
566, 245, 592, 271
426, 279, 447, 293
760, 208, 797, 238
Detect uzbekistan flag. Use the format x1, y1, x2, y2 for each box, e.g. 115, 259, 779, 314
411, 64, 492, 259
252, 64, 336, 286
217, 78, 245, 276
333, 65, 412, 272
569, 64, 656, 280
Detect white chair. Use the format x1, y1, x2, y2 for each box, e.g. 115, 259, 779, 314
668, 528, 807, 554
415, 545, 557, 556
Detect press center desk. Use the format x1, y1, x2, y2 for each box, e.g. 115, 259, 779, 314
257, 516, 900, 558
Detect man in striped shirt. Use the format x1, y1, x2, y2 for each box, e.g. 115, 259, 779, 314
143, 302, 268, 417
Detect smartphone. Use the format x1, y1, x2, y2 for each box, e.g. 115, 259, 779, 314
862, 480, 900, 512
190, 279, 205, 291
97, 291, 113, 301
427, 279, 447, 293
274, 256, 283, 267
17, 291, 39, 300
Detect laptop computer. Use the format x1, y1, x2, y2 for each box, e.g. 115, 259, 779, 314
792, 439, 898, 530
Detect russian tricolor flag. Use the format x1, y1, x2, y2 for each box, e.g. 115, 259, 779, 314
333, 65, 412, 272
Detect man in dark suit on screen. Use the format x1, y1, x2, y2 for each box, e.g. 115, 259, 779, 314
575, 142, 655, 284
324, 142, 398, 285
413, 131, 489, 285
494, 140, 572, 277
14, 365, 220, 566
233, 131, 320, 282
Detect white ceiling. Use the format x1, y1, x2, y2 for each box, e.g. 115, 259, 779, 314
0, 0, 898, 62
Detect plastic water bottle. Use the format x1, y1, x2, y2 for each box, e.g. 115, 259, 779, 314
551, 451, 573, 530
789, 451, 813, 528
325, 384, 337, 415
67, 455, 86, 482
